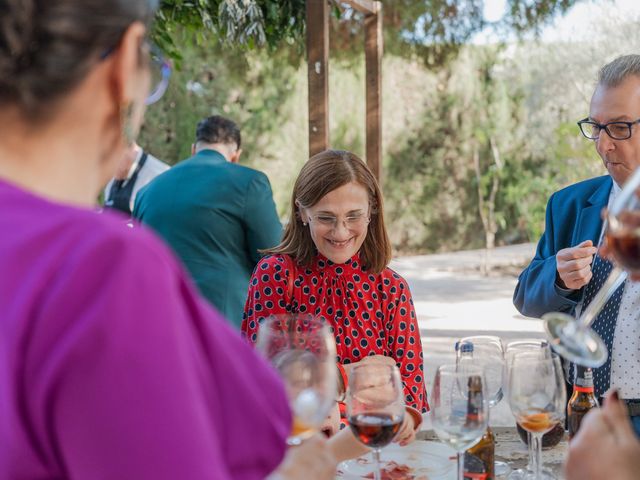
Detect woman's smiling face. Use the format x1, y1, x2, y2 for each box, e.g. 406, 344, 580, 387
300, 181, 370, 264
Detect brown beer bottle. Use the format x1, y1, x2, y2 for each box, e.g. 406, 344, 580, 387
567, 366, 598, 440
464, 373, 495, 480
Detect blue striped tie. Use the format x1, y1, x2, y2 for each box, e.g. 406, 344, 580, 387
578, 253, 626, 397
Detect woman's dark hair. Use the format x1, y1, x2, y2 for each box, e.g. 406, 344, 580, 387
265, 149, 392, 273
0, 0, 157, 118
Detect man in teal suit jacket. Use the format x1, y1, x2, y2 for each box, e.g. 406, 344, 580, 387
133, 116, 282, 328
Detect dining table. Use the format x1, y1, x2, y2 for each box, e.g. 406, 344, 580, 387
417, 426, 568, 479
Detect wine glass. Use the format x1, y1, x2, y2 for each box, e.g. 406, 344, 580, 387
346, 363, 405, 480
431, 364, 489, 480
508, 352, 566, 480
505, 341, 553, 480
543, 167, 640, 367
256, 314, 337, 445
457, 335, 509, 476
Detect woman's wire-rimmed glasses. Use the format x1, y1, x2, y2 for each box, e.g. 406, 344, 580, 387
100, 41, 172, 106
145, 44, 172, 105
306, 211, 370, 230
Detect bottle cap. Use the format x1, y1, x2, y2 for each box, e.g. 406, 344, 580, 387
458, 341, 473, 353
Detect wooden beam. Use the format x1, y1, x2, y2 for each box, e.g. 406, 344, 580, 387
342, 0, 378, 15
306, 0, 330, 157
364, 4, 382, 181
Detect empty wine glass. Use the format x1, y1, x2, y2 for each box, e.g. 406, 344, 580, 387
256, 314, 337, 445
508, 352, 566, 480
457, 335, 508, 476
431, 364, 489, 480
346, 363, 405, 480
543, 167, 640, 367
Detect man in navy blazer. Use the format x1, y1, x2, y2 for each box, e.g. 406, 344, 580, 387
514, 174, 609, 318
515, 55, 640, 432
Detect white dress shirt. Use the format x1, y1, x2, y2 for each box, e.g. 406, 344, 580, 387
604, 182, 640, 398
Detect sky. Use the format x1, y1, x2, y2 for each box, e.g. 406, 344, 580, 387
477, 0, 640, 44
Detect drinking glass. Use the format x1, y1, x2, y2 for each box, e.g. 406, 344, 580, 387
505, 341, 553, 480
431, 364, 489, 480
543, 167, 640, 367
346, 363, 405, 480
256, 314, 337, 445
508, 353, 566, 480
457, 335, 509, 476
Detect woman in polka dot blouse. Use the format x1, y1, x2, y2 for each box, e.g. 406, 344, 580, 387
241, 150, 428, 441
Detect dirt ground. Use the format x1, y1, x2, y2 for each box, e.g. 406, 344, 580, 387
391, 243, 546, 426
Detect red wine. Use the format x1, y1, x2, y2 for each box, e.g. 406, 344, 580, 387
348, 413, 402, 448
607, 230, 640, 272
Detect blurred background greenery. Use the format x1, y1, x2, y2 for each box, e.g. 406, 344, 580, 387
140, 0, 639, 255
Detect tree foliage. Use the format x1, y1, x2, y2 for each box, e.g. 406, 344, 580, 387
155, 1, 581, 67
141, 0, 632, 256
155, 0, 306, 61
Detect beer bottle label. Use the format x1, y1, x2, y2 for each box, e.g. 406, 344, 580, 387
574, 366, 594, 388
464, 453, 488, 480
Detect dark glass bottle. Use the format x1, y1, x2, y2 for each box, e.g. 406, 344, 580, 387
464, 372, 495, 480
567, 366, 598, 440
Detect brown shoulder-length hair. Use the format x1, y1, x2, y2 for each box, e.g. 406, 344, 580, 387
265, 149, 392, 273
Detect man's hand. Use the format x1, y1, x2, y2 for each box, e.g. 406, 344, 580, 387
556, 240, 598, 290
565, 391, 640, 480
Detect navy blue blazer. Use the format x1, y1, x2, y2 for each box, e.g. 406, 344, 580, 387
514, 175, 612, 318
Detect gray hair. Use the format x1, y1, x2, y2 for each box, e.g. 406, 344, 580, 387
598, 54, 640, 88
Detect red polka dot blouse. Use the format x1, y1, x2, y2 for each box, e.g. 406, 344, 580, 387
241, 253, 428, 412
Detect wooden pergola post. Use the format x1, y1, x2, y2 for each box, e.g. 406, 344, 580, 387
306, 0, 330, 157
364, 2, 382, 181
305, 0, 383, 180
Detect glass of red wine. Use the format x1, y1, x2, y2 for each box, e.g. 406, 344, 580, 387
346, 363, 405, 480
543, 167, 640, 367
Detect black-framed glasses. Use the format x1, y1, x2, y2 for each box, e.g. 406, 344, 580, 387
100, 41, 171, 106
577, 117, 640, 140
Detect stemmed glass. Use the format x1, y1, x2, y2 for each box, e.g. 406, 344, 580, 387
431, 364, 489, 480
346, 363, 405, 480
508, 352, 566, 480
543, 167, 640, 367
256, 314, 337, 445
505, 341, 552, 480
457, 335, 509, 476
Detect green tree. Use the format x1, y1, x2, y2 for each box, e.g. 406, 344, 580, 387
384, 46, 535, 254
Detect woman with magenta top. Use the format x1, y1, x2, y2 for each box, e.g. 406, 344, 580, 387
0, 1, 336, 478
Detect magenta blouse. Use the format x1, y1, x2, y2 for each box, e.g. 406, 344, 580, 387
0, 179, 290, 479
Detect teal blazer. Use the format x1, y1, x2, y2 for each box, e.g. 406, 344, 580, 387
513, 175, 612, 318
133, 149, 282, 328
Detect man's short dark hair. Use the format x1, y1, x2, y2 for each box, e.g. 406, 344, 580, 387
195, 116, 242, 148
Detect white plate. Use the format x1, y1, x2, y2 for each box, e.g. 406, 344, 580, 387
335, 441, 456, 479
